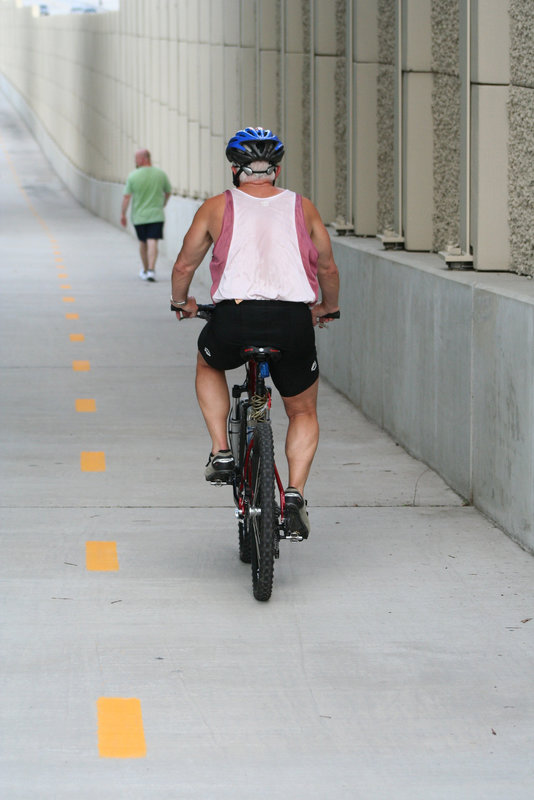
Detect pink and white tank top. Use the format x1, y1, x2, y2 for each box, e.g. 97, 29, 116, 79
210, 188, 319, 304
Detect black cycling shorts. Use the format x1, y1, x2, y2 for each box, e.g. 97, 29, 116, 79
197, 300, 319, 398
134, 221, 164, 241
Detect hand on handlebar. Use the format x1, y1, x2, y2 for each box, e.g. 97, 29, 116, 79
174, 296, 198, 320
310, 303, 340, 327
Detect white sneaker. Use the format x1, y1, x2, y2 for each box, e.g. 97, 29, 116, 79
139, 268, 148, 280
146, 270, 156, 282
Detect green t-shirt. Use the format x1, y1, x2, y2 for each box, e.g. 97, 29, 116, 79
124, 166, 171, 225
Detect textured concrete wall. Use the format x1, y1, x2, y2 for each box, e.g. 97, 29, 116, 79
472, 287, 534, 547
317, 237, 473, 500
509, 0, 534, 276
431, 0, 461, 253
0, 0, 529, 271
377, 0, 396, 233
0, 0, 355, 226
316, 235, 534, 553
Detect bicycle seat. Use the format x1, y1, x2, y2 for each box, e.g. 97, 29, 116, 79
240, 346, 281, 363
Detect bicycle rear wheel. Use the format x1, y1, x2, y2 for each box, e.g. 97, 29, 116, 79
237, 402, 252, 563
248, 421, 276, 601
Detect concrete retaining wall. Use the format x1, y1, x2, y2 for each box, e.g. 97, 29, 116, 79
316, 236, 534, 553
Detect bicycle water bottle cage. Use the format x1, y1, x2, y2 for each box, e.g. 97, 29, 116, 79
240, 346, 281, 363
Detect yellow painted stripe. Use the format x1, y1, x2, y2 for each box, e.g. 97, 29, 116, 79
60, 284, 71, 290
81, 452, 106, 472
72, 360, 90, 371
97, 698, 146, 758
86, 541, 118, 571
57, 273, 68, 278
66, 313, 79, 320
62, 297, 75, 303
70, 333, 85, 342
76, 398, 95, 412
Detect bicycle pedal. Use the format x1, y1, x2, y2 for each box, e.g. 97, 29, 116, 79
209, 477, 233, 486
281, 531, 304, 542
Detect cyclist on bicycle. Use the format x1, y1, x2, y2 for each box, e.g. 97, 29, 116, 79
171, 127, 340, 537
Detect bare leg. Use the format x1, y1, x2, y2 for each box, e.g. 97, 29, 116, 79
195, 353, 230, 454
147, 239, 158, 272
139, 241, 148, 271
282, 378, 319, 495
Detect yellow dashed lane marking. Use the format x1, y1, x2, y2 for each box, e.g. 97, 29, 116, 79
66, 313, 79, 320
57, 273, 68, 278
97, 698, 146, 758
72, 360, 90, 371
70, 333, 85, 342
86, 541, 118, 571
60, 284, 71, 290
81, 452, 106, 471
76, 398, 95, 412
62, 297, 75, 303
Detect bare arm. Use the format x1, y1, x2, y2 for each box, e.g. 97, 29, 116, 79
303, 198, 340, 322
171, 202, 215, 318
120, 194, 131, 227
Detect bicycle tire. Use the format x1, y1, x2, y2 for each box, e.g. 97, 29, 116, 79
237, 402, 252, 563
248, 421, 276, 601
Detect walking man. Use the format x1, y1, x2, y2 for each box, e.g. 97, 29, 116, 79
170, 127, 339, 537
121, 149, 171, 281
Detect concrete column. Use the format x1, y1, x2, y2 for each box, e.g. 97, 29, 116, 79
259, 50, 278, 132
353, 0, 379, 235
509, 0, 534, 275
240, 46, 257, 127
210, 45, 224, 137
403, 72, 433, 250
224, 45, 240, 140
470, 86, 510, 270
471, 0, 510, 85
402, 0, 433, 250
285, 52, 306, 194
353, 63, 378, 235
470, 0, 511, 270
314, 55, 337, 222
259, 0, 280, 134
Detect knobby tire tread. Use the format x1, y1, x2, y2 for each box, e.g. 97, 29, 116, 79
237, 403, 252, 563
249, 421, 276, 601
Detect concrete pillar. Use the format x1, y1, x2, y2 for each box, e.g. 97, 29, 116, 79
210, 45, 225, 137
471, 86, 511, 270
471, 0, 510, 85
401, 0, 433, 250
470, 0, 511, 270
259, 49, 278, 132
403, 72, 433, 250
353, 63, 378, 235
285, 52, 306, 194
314, 55, 337, 222
353, 0, 379, 235
223, 45, 240, 139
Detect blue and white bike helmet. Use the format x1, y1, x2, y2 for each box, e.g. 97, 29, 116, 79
226, 127, 284, 186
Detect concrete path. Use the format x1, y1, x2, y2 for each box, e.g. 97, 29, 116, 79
1, 92, 534, 799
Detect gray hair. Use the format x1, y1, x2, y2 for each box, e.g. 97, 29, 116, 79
238, 160, 277, 184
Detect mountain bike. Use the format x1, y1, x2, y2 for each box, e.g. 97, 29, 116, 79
195, 303, 340, 602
